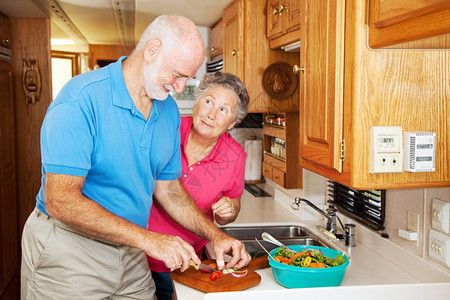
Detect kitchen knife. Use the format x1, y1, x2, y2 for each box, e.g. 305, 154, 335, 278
189, 260, 216, 273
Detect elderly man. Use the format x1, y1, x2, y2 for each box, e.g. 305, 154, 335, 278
21, 15, 250, 300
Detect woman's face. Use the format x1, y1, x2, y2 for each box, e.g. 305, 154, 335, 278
192, 85, 238, 141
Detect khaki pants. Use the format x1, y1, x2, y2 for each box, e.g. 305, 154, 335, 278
21, 208, 156, 300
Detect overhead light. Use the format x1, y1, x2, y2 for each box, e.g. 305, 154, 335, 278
31, 0, 88, 45
281, 41, 300, 52
111, 0, 135, 46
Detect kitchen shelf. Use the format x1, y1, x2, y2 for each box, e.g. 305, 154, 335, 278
262, 112, 301, 189
263, 123, 285, 129
263, 151, 285, 163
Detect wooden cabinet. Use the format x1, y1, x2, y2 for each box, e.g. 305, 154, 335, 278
223, 0, 300, 113
0, 275, 18, 300
300, 0, 344, 173
0, 14, 17, 298
369, 0, 450, 48
263, 113, 301, 189
0, 13, 11, 49
300, 0, 450, 189
267, 0, 301, 49
209, 18, 223, 60
88, 44, 134, 70
223, 0, 244, 80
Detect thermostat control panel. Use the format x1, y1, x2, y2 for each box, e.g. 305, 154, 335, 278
370, 126, 403, 174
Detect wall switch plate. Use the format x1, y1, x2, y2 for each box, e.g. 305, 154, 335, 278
432, 198, 450, 234
428, 229, 450, 267
407, 210, 419, 232
369, 126, 403, 173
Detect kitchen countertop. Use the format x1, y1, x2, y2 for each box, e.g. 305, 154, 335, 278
172, 188, 450, 300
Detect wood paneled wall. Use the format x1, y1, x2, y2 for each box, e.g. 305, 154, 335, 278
89, 44, 134, 70
10, 18, 52, 233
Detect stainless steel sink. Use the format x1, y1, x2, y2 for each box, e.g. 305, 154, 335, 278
219, 225, 333, 257
221, 225, 312, 240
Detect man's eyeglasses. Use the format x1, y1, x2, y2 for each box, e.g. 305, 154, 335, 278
170, 70, 196, 81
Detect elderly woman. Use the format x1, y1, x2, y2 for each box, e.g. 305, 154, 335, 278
147, 72, 250, 299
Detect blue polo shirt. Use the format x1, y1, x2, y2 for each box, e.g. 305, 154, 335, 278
36, 56, 182, 228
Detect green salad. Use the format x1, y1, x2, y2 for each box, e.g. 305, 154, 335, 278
273, 248, 346, 268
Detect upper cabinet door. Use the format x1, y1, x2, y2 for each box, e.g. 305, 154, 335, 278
300, 0, 345, 172
267, 0, 301, 49
267, 0, 284, 39
369, 0, 450, 48
285, 0, 301, 32
223, 0, 244, 79
209, 18, 223, 60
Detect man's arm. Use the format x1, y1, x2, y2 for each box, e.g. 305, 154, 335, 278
44, 172, 200, 271
153, 179, 251, 269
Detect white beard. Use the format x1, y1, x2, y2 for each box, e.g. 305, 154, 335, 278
142, 59, 172, 101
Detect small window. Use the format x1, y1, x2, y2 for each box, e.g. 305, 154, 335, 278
51, 51, 80, 99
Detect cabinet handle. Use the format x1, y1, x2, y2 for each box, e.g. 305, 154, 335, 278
279, 4, 288, 13
293, 65, 305, 74
232, 49, 239, 56
2, 39, 9, 45
273, 7, 279, 15
210, 47, 216, 53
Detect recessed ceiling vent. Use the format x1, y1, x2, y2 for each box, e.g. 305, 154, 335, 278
31, 0, 88, 45
111, 0, 135, 46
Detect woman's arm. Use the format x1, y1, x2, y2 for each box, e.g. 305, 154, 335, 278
153, 179, 250, 269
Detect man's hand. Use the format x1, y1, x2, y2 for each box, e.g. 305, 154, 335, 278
144, 231, 201, 272
210, 233, 251, 270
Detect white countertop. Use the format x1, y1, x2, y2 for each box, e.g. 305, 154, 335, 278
172, 189, 450, 300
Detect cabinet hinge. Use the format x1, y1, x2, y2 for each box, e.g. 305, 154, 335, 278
340, 140, 345, 161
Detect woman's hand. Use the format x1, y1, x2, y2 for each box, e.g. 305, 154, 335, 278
211, 196, 240, 225
210, 234, 251, 270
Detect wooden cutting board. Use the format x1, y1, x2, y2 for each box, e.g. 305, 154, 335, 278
170, 259, 263, 293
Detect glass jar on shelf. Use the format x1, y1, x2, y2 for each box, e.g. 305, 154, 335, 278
270, 137, 276, 155
275, 117, 285, 126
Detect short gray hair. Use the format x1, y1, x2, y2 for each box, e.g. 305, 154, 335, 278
195, 72, 249, 124
134, 15, 200, 54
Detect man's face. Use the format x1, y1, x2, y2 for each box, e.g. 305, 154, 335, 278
142, 50, 202, 101
142, 56, 173, 100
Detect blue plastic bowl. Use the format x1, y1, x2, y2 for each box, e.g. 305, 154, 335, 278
268, 245, 349, 288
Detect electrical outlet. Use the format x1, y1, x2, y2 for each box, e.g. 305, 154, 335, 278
432, 198, 450, 234
428, 229, 450, 267
407, 210, 419, 232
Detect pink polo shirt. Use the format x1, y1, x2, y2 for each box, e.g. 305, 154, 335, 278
147, 117, 247, 272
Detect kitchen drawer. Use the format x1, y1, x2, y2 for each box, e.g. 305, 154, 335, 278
262, 162, 273, 179
272, 167, 285, 187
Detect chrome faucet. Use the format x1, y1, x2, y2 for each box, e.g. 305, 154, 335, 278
291, 197, 342, 233
291, 197, 356, 246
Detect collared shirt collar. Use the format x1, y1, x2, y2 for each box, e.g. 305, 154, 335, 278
181, 117, 230, 163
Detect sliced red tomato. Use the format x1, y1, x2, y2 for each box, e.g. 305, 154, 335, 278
209, 273, 218, 281
209, 270, 223, 281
